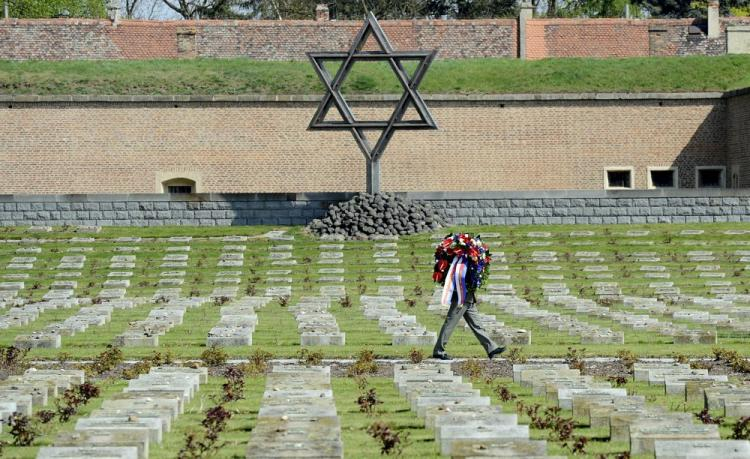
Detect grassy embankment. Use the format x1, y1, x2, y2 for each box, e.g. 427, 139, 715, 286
2, 55, 750, 94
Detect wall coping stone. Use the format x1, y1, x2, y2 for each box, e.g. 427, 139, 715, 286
0, 18, 517, 27
0, 92, 734, 105
2, 189, 750, 203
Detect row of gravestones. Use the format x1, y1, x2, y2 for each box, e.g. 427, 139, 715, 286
5, 361, 748, 458
0, 368, 85, 433
515, 361, 750, 457
290, 296, 346, 346
14, 299, 137, 350
113, 297, 205, 347
37, 366, 207, 459
207, 296, 270, 346
360, 294, 436, 345
246, 365, 343, 458
479, 294, 610, 345
4, 229, 748, 350
545, 290, 696, 344
394, 362, 561, 457
428, 288, 532, 345
210, 237, 248, 299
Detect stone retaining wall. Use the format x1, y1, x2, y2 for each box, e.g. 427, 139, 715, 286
0, 18, 517, 61
1, 190, 748, 227
2, 16, 749, 61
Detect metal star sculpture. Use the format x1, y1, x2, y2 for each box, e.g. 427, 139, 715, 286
307, 12, 438, 193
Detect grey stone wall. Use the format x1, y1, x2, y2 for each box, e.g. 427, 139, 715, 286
1, 189, 749, 227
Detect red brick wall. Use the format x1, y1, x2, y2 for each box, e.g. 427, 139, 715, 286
0, 96, 729, 194
727, 90, 750, 188
525, 17, 750, 60
526, 19, 650, 59
1, 17, 746, 62
0, 18, 517, 61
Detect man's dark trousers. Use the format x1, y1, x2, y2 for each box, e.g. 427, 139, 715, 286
433, 290, 500, 357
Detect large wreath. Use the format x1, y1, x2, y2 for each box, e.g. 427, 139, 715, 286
433, 233, 492, 305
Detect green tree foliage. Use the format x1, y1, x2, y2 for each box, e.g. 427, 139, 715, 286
8, 0, 107, 18
161, 0, 237, 18
632, 0, 750, 17
553, 0, 635, 17
238, 0, 516, 19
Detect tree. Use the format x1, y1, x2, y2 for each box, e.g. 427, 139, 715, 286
632, 0, 750, 17
123, 0, 141, 17
160, 0, 236, 18
8, 0, 107, 18
238, 0, 516, 19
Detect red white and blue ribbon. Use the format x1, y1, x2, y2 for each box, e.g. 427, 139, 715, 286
441, 256, 468, 306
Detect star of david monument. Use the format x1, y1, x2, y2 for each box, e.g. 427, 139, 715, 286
308, 12, 438, 194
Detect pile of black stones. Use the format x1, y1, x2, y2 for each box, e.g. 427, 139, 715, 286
306, 193, 447, 239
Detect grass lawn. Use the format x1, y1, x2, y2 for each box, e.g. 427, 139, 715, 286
0, 221, 749, 360
1, 219, 749, 458
2, 55, 750, 95
2, 372, 747, 458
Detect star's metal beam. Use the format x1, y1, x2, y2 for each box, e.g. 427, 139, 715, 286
307, 11, 438, 193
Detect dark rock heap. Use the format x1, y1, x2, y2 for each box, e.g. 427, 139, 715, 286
306, 193, 447, 239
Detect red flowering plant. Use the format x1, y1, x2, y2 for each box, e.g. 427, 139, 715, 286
433, 233, 491, 292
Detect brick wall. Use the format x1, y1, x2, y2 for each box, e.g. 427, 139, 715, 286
1, 190, 749, 227
523, 17, 750, 59
727, 89, 750, 188
2, 16, 748, 61
0, 93, 734, 194
526, 19, 650, 59
0, 18, 517, 61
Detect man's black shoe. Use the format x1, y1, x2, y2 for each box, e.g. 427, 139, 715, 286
432, 353, 452, 361
488, 347, 506, 360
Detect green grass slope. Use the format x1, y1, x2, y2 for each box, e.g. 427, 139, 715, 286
2, 55, 750, 95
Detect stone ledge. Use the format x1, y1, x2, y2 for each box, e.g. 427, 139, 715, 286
0, 91, 734, 105
2, 189, 750, 203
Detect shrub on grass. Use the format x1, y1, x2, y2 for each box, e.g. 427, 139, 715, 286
607, 375, 628, 387
56, 382, 101, 422
297, 348, 323, 366
367, 421, 409, 456
407, 348, 424, 364
461, 359, 483, 381
243, 348, 273, 375
8, 412, 37, 446
213, 296, 230, 306
201, 345, 228, 367
0, 345, 29, 376
615, 349, 637, 372
493, 384, 517, 402
122, 350, 175, 379
695, 408, 723, 425
178, 405, 232, 459
36, 410, 56, 424
221, 365, 245, 403
505, 347, 527, 364
348, 349, 378, 377
357, 387, 383, 415
731, 416, 750, 440
712, 347, 750, 373
85, 345, 123, 376
339, 294, 353, 308
565, 347, 586, 373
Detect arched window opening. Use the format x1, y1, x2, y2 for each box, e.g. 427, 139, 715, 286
162, 178, 196, 194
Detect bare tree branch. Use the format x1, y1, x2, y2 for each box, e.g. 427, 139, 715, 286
124, 0, 141, 17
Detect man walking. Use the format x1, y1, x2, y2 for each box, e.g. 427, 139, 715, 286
432, 290, 505, 360
432, 233, 505, 360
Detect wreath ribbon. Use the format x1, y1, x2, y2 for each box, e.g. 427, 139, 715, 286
441, 256, 468, 306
